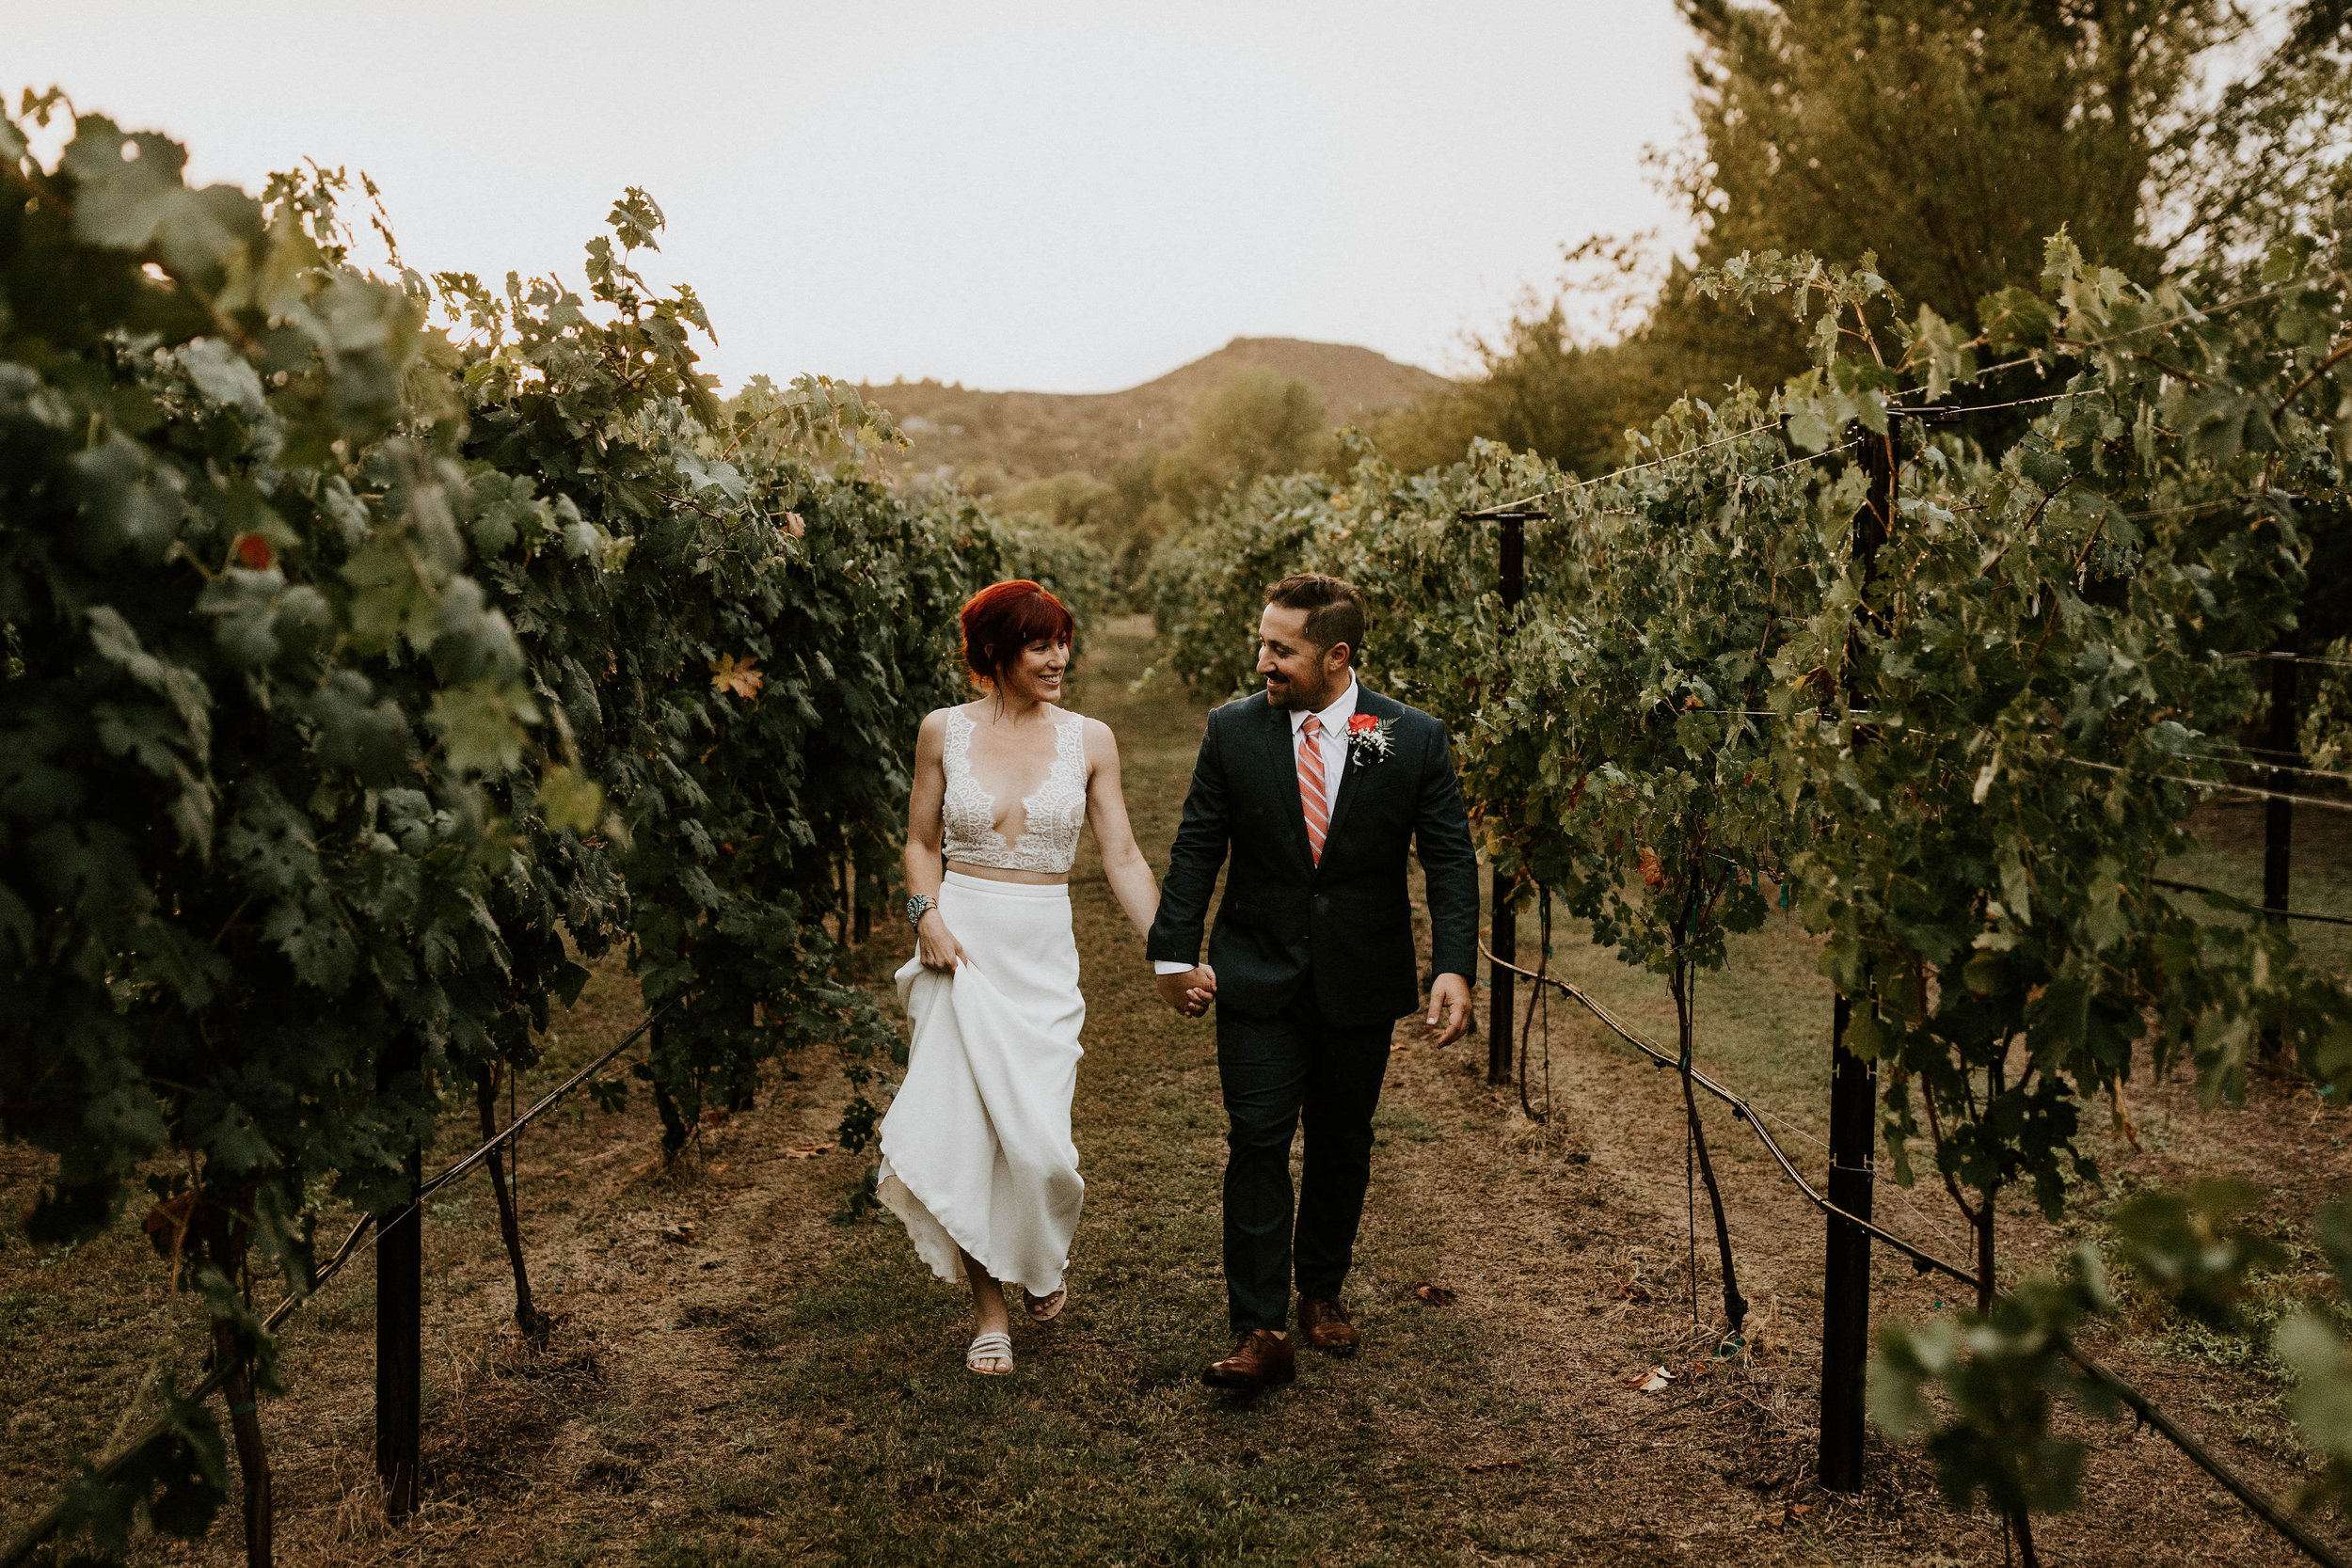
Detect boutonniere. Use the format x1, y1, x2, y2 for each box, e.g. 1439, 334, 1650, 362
1345, 712, 1396, 765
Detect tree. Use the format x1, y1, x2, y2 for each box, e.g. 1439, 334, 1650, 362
1183, 368, 1329, 493
1371, 296, 1632, 479
2153, 1, 2352, 267
1376, 0, 2325, 478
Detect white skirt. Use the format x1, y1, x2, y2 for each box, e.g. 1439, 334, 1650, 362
878, 870, 1086, 1295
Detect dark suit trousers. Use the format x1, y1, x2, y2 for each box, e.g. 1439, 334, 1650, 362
1216, 979, 1393, 1332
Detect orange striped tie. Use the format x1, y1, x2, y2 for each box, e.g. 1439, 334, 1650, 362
1298, 714, 1329, 864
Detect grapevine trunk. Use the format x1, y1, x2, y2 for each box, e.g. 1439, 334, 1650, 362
476, 1067, 549, 1345
1672, 953, 1748, 1335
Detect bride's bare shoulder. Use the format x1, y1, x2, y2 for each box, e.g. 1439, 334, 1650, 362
1078, 713, 1121, 757
922, 702, 981, 730
915, 705, 965, 750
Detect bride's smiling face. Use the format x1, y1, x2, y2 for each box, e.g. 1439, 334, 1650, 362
999, 637, 1071, 705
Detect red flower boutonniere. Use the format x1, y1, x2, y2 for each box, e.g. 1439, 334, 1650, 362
1346, 711, 1396, 765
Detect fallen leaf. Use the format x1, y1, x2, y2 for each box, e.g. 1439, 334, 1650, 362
709, 654, 764, 701
700, 1108, 730, 1127
1465, 1459, 1524, 1474
660, 1223, 699, 1244
1412, 1281, 1457, 1307
1629, 1365, 1675, 1393
784, 1142, 834, 1159
553, 1169, 576, 1180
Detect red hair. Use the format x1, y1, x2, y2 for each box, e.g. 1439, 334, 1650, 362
960, 579, 1075, 688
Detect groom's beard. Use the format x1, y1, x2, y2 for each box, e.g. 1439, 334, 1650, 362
1264, 666, 1338, 713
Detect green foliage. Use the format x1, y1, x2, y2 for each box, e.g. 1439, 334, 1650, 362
2303, 635, 2352, 772
984, 507, 1114, 632
1151, 208, 2352, 1537
1696, 230, 2352, 1259
1145, 436, 1551, 722
2107, 1180, 2286, 1328
0, 90, 535, 1546
1868, 1258, 2115, 1519
1369, 240, 1667, 480
2254, 1198, 2352, 1514
1, 93, 1015, 1553
1679, 0, 2191, 322
1883, 1187, 2352, 1524
2154, 3, 2352, 267
50, 1376, 231, 1552
1380, 3, 2351, 483
1180, 368, 1329, 494
1476, 394, 1826, 980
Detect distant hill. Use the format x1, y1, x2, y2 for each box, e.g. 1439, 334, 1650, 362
859, 338, 1452, 483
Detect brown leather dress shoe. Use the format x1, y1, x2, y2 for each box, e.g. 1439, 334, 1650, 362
1297, 1295, 1361, 1356
1200, 1329, 1296, 1391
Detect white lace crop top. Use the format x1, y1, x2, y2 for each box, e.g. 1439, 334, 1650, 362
940, 706, 1089, 875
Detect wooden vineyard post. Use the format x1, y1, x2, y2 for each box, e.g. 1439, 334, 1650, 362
1820, 992, 1877, 1490
1488, 506, 1530, 1085
374, 1038, 422, 1519
2265, 641, 2298, 917
1820, 420, 1896, 1493
2262, 638, 2298, 1056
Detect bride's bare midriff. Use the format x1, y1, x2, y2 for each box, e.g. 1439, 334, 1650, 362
946, 859, 1070, 886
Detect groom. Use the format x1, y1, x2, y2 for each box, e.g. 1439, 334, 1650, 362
1148, 573, 1478, 1392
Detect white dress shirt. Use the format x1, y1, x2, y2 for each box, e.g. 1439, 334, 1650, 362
1155, 677, 1358, 974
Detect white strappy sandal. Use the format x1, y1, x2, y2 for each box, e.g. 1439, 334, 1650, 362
966, 1330, 1014, 1376
1025, 1286, 1067, 1323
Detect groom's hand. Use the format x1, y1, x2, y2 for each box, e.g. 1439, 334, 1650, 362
1426, 972, 1472, 1046
1155, 965, 1216, 1019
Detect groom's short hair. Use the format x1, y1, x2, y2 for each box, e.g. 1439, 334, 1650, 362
1264, 574, 1365, 664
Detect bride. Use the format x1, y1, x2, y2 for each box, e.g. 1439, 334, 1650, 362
878, 579, 1189, 1375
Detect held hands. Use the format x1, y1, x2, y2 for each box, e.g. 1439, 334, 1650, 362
1425, 972, 1472, 1046
1154, 965, 1216, 1019
915, 911, 966, 972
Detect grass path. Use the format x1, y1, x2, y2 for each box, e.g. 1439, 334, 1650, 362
5, 617, 2346, 1565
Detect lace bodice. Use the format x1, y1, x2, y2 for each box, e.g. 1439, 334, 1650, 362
941, 706, 1089, 874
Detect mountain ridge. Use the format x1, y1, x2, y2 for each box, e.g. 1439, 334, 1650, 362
861, 337, 1451, 483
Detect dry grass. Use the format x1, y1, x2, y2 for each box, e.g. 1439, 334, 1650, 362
3, 617, 2350, 1565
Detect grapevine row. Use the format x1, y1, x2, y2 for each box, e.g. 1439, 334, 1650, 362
1149, 227, 2352, 1553
0, 95, 1098, 1559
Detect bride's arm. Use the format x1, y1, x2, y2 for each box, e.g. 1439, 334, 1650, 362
905, 710, 963, 970
1082, 719, 1160, 941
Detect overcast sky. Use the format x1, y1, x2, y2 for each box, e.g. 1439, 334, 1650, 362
14, 2, 1698, 393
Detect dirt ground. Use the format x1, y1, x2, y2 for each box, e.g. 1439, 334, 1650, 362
5, 615, 2349, 1566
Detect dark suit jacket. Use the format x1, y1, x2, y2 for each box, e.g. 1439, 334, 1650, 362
1146, 685, 1480, 1026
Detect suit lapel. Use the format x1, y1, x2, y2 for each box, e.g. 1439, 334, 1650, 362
1260, 698, 1316, 872
1317, 687, 1398, 870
